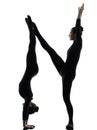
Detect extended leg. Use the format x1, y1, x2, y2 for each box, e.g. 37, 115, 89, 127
19, 16, 39, 129
22, 16, 38, 129
25, 16, 39, 78
34, 24, 65, 75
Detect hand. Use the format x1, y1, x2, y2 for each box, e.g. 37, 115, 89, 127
77, 3, 84, 19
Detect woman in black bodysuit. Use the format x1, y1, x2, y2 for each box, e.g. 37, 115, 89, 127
19, 16, 39, 130
32, 4, 84, 130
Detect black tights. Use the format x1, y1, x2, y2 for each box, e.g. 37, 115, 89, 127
62, 77, 74, 124
19, 29, 38, 121
36, 30, 74, 125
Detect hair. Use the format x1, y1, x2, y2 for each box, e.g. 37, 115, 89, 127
72, 26, 83, 35
28, 102, 39, 114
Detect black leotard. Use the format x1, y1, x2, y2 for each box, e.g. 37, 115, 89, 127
35, 18, 82, 126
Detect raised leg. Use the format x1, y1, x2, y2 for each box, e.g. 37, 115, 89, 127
33, 23, 65, 75
25, 16, 39, 78
19, 15, 39, 129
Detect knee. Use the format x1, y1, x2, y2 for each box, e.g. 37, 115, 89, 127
31, 64, 39, 76
63, 95, 68, 104
63, 93, 71, 105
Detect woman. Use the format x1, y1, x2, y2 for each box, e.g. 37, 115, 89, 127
19, 16, 39, 130
32, 3, 84, 130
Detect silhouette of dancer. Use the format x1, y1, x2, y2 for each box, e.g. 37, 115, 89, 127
19, 16, 39, 130
32, 3, 84, 130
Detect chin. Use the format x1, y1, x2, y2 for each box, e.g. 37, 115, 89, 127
70, 38, 73, 40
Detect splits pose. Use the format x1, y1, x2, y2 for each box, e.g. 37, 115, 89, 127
19, 16, 39, 130
32, 3, 84, 130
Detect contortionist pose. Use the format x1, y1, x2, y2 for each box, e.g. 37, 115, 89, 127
32, 3, 84, 130
19, 16, 39, 130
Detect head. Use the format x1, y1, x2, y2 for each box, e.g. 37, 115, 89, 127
69, 26, 83, 41
28, 102, 39, 114
23, 102, 39, 114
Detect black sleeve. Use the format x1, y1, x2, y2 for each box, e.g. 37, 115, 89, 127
75, 18, 82, 42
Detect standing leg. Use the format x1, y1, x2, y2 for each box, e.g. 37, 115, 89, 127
62, 77, 74, 130
33, 22, 74, 129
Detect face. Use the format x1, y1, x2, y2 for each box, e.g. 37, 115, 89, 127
68, 29, 76, 41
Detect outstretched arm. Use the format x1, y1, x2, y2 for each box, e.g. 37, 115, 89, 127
75, 3, 84, 41
76, 3, 84, 28
77, 3, 84, 19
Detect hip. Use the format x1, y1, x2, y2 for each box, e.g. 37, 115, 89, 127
60, 63, 76, 80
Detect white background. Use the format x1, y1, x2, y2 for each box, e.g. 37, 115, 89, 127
0, 0, 97, 130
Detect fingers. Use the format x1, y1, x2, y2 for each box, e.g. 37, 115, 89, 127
81, 3, 84, 12
79, 3, 84, 12
77, 3, 84, 18
81, 3, 84, 11
82, 3, 84, 9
